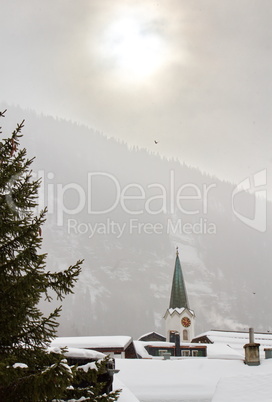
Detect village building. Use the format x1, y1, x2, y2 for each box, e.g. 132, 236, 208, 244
164, 247, 195, 343
134, 248, 204, 358
134, 340, 207, 358
192, 329, 272, 359
49, 248, 272, 400
50, 248, 272, 364
51, 335, 137, 359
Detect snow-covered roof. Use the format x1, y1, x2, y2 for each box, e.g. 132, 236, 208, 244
194, 330, 272, 357
137, 331, 165, 340
115, 358, 272, 402
133, 341, 152, 358
49, 346, 106, 360
212, 372, 272, 402
206, 343, 243, 360
51, 336, 132, 350
143, 341, 176, 348
113, 378, 140, 402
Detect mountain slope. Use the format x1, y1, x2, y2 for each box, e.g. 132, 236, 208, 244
1, 104, 271, 338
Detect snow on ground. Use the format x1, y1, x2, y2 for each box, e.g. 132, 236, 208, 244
115, 358, 272, 402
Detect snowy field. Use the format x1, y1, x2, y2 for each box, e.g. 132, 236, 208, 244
114, 358, 272, 402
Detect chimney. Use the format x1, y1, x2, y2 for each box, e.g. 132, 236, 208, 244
175, 333, 181, 356
264, 349, 272, 359
244, 327, 260, 366
249, 327, 254, 343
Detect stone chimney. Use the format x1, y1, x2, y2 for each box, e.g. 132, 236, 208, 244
244, 327, 260, 366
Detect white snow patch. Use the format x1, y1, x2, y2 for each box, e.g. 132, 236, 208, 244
206, 343, 243, 360
51, 336, 132, 350
77, 361, 98, 372
115, 358, 272, 402
65, 348, 106, 360
212, 372, 272, 402
13, 363, 28, 369
113, 377, 140, 402
133, 341, 152, 358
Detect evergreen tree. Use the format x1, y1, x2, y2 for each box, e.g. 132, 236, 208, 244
0, 111, 120, 401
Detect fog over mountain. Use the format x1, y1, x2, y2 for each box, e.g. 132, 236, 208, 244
2, 105, 271, 339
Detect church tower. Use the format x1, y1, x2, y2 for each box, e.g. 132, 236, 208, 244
164, 248, 195, 342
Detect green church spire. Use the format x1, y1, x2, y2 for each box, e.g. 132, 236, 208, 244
169, 247, 189, 309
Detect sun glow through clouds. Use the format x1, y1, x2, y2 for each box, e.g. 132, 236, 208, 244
103, 18, 166, 80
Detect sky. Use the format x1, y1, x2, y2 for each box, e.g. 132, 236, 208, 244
0, 0, 271, 186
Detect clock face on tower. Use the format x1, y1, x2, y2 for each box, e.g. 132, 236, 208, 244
181, 317, 191, 328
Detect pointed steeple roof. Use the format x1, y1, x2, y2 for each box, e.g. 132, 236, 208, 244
169, 247, 189, 309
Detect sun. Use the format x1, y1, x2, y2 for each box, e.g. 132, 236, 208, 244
102, 17, 166, 80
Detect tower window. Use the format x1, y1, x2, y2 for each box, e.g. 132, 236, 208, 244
183, 329, 188, 341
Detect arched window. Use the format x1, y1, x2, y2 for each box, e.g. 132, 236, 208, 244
183, 329, 188, 341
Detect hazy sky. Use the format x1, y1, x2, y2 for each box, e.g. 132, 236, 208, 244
0, 0, 271, 185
